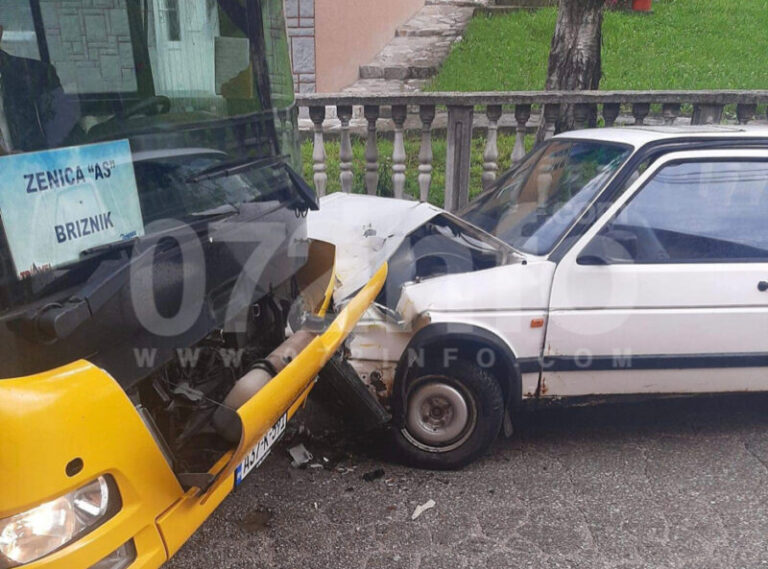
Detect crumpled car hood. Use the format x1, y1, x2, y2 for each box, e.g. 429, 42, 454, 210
307, 194, 442, 301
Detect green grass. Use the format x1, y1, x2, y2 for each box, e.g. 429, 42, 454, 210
428, 0, 768, 91
301, 134, 534, 206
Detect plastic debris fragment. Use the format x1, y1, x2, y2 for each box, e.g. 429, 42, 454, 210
411, 499, 436, 520
288, 444, 313, 468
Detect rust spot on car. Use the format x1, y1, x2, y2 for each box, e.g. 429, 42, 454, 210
540, 377, 549, 395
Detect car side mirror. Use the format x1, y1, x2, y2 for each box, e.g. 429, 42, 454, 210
577, 230, 637, 266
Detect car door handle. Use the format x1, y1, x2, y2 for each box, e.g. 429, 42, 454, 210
759, 281, 768, 292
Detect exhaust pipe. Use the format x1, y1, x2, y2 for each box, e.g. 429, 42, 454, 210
213, 330, 317, 442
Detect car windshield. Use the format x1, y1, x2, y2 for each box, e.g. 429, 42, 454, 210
460, 140, 632, 255
0, 0, 302, 312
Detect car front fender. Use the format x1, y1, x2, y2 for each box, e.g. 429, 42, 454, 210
393, 321, 523, 419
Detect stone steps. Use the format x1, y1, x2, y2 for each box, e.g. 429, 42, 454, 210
425, 0, 488, 7
347, 0, 488, 94
494, 0, 555, 5
358, 35, 455, 81
396, 5, 475, 38
341, 78, 428, 95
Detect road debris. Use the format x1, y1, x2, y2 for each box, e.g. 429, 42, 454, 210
411, 499, 436, 521
362, 468, 385, 482
288, 444, 313, 468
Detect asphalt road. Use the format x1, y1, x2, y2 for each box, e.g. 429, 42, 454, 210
166, 393, 768, 569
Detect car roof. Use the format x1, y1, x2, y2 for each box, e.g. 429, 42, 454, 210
554, 125, 768, 149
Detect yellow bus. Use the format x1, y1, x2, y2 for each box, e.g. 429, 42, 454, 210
0, 2, 385, 568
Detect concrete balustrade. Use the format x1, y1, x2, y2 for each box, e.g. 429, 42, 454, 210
298, 90, 768, 211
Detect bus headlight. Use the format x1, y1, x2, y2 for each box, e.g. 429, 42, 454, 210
0, 476, 119, 568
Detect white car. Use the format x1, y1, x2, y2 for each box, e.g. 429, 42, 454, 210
309, 126, 768, 469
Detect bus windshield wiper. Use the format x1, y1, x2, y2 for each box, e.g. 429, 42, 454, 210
187, 153, 319, 212
186, 154, 289, 183
80, 238, 138, 260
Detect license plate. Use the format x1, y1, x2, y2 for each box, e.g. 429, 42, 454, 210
234, 413, 287, 487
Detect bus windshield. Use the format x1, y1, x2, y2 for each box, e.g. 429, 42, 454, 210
0, 0, 304, 312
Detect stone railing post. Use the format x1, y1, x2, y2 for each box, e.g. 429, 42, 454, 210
632, 103, 650, 125
418, 105, 436, 203
391, 105, 408, 200
337, 105, 353, 193
692, 104, 724, 125
511, 104, 531, 165
542, 104, 560, 140
445, 105, 474, 212
364, 105, 380, 195
662, 103, 681, 126
482, 105, 503, 189
737, 103, 757, 125
602, 103, 620, 127
309, 106, 327, 197
573, 103, 590, 130
279, 109, 293, 161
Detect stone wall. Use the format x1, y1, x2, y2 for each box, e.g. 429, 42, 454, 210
285, 0, 316, 94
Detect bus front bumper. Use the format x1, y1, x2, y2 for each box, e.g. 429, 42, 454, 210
0, 265, 387, 569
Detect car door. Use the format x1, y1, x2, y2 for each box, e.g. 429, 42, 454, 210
543, 149, 768, 397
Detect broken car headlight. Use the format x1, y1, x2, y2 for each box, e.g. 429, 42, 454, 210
0, 476, 119, 568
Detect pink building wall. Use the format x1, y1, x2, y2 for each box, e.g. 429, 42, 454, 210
314, 0, 423, 92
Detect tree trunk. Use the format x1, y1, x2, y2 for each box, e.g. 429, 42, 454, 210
538, 0, 605, 140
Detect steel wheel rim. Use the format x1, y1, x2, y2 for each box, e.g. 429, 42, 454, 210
402, 378, 477, 453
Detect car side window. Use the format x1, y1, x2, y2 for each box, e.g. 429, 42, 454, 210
580, 160, 768, 264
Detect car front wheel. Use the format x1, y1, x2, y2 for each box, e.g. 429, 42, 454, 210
392, 360, 504, 470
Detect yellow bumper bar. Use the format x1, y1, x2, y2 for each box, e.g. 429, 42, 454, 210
0, 263, 387, 568
157, 263, 387, 556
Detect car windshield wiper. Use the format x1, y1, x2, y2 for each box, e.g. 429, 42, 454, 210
186, 154, 290, 183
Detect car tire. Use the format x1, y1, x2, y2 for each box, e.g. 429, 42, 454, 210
392, 360, 504, 470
